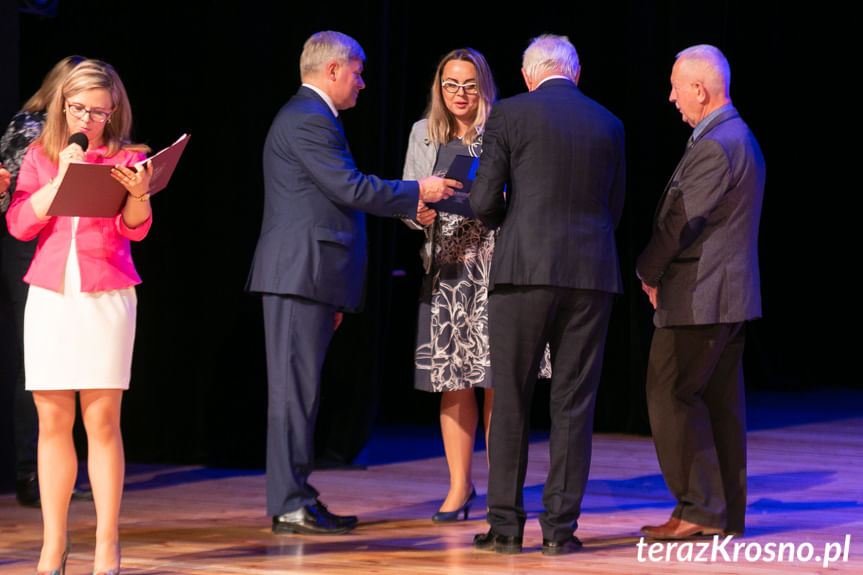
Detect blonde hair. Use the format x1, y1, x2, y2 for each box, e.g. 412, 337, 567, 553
37, 59, 149, 163
426, 48, 496, 147
21, 55, 85, 114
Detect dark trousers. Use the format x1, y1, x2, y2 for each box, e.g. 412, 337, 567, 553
646, 322, 747, 533
1, 232, 37, 479
486, 285, 612, 541
262, 294, 337, 517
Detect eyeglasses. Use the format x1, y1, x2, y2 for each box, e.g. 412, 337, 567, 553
66, 102, 112, 124
441, 80, 479, 95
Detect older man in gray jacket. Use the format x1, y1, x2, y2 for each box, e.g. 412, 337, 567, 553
637, 44, 765, 539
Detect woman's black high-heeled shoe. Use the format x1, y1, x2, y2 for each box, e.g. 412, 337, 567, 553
36, 542, 68, 575
432, 486, 477, 522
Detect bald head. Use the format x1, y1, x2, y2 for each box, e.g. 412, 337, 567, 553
669, 44, 732, 127
676, 45, 730, 97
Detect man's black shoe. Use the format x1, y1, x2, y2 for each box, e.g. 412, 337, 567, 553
542, 534, 583, 555
473, 529, 523, 554
15, 473, 40, 507
272, 503, 356, 535
314, 499, 358, 528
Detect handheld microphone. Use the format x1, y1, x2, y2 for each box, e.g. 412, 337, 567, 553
67, 132, 89, 153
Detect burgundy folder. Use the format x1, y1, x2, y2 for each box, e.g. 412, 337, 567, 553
47, 133, 190, 217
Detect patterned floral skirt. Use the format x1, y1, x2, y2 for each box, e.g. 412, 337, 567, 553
413, 213, 553, 393
414, 213, 495, 392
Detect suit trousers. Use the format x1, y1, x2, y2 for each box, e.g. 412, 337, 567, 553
646, 322, 747, 533
262, 294, 337, 517
486, 285, 612, 541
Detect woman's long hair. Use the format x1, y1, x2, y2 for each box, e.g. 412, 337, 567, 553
426, 48, 496, 147
21, 55, 85, 114
37, 59, 149, 162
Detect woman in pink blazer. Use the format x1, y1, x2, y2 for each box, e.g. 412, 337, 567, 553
6, 59, 153, 575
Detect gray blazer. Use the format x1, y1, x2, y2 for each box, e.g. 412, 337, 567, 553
637, 107, 765, 328
401, 119, 437, 274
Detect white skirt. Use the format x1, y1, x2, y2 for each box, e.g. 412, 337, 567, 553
24, 218, 137, 391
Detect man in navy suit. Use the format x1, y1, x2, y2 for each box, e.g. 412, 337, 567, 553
638, 45, 765, 539
469, 34, 625, 555
247, 31, 456, 535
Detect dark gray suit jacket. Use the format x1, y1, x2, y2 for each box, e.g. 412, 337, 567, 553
469, 79, 626, 294
246, 87, 419, 309
637, 106, 765, 328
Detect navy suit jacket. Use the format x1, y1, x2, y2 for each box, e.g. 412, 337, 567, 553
247, 87, 420, 309
637, 107, 765, 328
470, 78, 626, 294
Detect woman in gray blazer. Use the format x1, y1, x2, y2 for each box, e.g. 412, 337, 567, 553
402, 48, 504, 522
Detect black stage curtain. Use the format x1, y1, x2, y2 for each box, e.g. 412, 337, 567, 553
0, 0, 20, 492
0, 1, 854, 476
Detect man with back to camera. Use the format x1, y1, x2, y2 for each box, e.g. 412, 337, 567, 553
637, 44, 765, 539
246, 30, 457, 535
469, 34, 625, 555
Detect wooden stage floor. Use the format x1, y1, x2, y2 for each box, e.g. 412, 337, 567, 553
2, 389, 862, 574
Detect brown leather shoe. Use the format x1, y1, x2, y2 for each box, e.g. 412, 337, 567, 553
641, 517, 723, 539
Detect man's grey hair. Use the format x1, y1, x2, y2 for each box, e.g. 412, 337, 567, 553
522, 34, 579, 83
300, 31, 366, 79
676, 44, 731, 96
